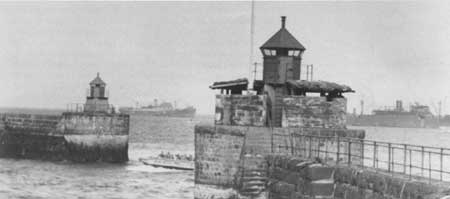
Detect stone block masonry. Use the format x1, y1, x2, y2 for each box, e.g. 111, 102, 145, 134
60, 112, 129, 162
194, 124, 366, 199
215, 95, 267, 126
0, 112, 129, 163
2, 114, 62, 134
194, 124, 450, 198
0, 114, 67, 160
214, 95, 347, 129
267, 155, 450, 199
282, 96, 347, 129
195, 125, 246, 187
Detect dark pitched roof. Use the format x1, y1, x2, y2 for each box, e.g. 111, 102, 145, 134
261, 28, 306, 50
287, 80, 354, 93
210, 78, 248, 89
90, 73, 106, 85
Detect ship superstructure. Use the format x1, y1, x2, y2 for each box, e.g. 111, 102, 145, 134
119, 100, 196, 118
348, 100, 439, 128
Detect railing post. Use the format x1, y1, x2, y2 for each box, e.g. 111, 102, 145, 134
361, 140, 364, 168
309, 136, 312, 159
290, 133, 294, 155
348, 140, 352, 166
403, 144, 407, 174
317, 137, 320, 157
388, 143, 391, 172
409, 149, 412, 180
392, 144, 395, 173
429, 151, 432, 183
421, 146, 425, 177
440, 148, 443, 181
271, 130, 274, 153
325, 138, 329, 164
336, 136, 340, 165
373, 141, 377, 169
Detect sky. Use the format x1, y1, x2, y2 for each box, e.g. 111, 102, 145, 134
1, 1, 450, 115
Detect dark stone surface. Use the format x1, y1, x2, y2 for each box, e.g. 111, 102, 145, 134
65, 142, 129, 163
0, 113, 129, 163
267, 155, 450, 199
0, 131, 66, 161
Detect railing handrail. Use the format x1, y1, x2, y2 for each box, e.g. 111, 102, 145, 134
65, 103, 116, 113
273, 132, 450, 182
282, 132, 450, 152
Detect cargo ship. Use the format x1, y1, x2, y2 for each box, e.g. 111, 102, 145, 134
119, 100, 196, 118
347, 100, 440, 128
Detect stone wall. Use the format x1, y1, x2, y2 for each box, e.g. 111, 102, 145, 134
61, 112, 129, 135
271, 127, 365, 166
282, 96, 347, 129
215, 95, 267, 126
60, 112, 129, 162
0, 113, 129, 162
195, 125, 246, 187
0, 114, 65, 160
2, 114, 62, 134
194, 125, 365, 185
267, 155, 450, 199
194, 124, 366, 199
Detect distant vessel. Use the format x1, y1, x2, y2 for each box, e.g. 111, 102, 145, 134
139, 157, 194, 170
139, 152, 194, 170
119, 99, 196, 118
347, 100, 439, 128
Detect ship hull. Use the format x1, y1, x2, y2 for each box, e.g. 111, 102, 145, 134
347, 114, 440, 128
120, 109, 196, 118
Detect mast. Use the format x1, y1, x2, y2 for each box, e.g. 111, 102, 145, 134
249, 0, 255, 89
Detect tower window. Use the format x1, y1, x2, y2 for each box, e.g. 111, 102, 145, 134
263, 49, 277, 56
288, 50, 300, 57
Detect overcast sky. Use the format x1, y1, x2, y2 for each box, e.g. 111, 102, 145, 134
1, 1, 450, 115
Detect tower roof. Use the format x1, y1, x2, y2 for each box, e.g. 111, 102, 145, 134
260, 16, 306, 50
90, 72, 106, 85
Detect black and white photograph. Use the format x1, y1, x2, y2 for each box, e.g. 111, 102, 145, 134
1, 1, 450, 198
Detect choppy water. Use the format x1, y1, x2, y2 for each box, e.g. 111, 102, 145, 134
1, 112, 450, 198
0, 114, 212, 199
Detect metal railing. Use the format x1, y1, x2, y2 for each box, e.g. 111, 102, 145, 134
272, 132, 450, 182
66, 103, 116, 114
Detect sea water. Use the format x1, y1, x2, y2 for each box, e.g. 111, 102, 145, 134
0, 115, 210, 199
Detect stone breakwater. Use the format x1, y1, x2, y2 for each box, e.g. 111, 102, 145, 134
194, 124, 450, 199
0, 112, 129, 163
267, 155, 450, 199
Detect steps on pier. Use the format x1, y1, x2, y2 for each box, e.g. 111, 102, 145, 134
240, 154, 268, 197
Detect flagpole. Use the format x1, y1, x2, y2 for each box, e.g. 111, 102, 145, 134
249, 0, 255, 90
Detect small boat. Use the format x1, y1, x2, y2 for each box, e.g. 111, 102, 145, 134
139, 156, 194, 171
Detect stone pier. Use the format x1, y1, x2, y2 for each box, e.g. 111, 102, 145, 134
0, 112, 129, 163
194, 125, 450, 199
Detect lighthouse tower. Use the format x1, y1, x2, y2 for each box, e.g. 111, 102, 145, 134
260, 16, 306, 126
84, 73, 110, 113
260, 16, 305, 84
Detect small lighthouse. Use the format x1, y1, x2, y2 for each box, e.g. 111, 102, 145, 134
259, 16, 306, 126
84, 73, 110, 113
260, 16, 305, 84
